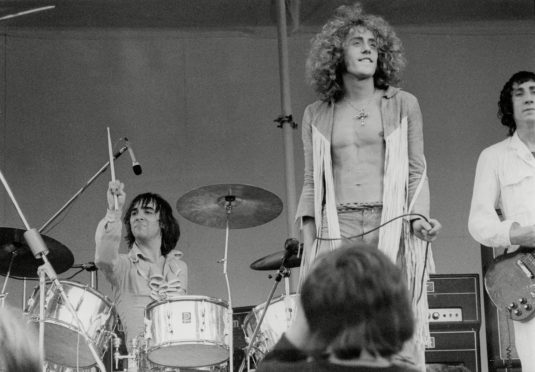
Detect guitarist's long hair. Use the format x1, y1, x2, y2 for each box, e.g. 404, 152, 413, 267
498, 70, 535, 136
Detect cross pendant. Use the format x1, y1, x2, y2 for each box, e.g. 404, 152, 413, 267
355, 110, 368, 126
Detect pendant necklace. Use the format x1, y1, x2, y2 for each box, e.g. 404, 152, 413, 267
345, 90, 376, 126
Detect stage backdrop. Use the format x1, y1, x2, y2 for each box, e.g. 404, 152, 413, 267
0, 21, 533, 372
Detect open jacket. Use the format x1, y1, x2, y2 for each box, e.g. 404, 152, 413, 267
296, 86, 435, 346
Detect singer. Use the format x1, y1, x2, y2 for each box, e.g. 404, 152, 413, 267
94, 180, 188, 352
294, 3, 441, 371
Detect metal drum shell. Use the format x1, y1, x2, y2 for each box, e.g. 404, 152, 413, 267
25, 280, 116, 368
145, 295, 229, 368
242, 294, 299, 362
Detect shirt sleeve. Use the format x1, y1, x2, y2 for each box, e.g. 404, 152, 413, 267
295, 104, 316, 222
94, 208, 124, 286
406, 95, 430, 219
468, 148, 514, 248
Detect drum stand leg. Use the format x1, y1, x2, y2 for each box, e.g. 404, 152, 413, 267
239, 264, 291, 372
0, 253, 15, 309
0, 169, 107, 371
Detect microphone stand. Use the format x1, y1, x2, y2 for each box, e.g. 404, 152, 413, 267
239, 253, 292, 372
0, 169, 107, 371
39, 145, 128, 233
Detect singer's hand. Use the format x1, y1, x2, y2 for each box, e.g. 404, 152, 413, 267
107, 180, 126, 211
412, 218, 441, 242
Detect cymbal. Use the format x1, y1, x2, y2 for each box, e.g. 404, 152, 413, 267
250, 249, 302, 271
176, 184, 283, 229
0, 227, 74, 279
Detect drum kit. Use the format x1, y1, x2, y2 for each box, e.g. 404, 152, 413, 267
0, 178, 303, 372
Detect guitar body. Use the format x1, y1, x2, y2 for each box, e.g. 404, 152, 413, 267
485, 247, 535, 322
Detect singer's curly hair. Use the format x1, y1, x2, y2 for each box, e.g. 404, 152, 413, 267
124, 192, 180, 256
498, 70, 535, 136
306, 2, 406, 102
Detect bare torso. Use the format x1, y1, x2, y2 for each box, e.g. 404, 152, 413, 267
331, 94, 384, 205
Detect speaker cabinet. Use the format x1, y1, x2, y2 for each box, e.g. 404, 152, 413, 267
481, 245, 522, 371
425, 329, 480, 372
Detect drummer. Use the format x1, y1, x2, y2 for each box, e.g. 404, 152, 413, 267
95, 180, 188, 349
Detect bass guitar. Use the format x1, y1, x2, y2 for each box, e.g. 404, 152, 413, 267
485, 247, 535, 322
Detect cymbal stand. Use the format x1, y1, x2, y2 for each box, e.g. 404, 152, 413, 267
0, 252, 15, 308
222, 195, 235, 372
0, 168, 106, 371
239, 260, 291, 372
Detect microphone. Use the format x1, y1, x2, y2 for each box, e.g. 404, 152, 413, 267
72, 262, 98, 271
283, 238, 300, 262
125, 138, 142, 175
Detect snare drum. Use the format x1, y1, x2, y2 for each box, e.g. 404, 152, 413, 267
242, 294, 298, 361
25, 280, 116, 368
144, 295, 229, 368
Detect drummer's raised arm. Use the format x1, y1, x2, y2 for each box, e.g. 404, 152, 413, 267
94, 181, 125, 278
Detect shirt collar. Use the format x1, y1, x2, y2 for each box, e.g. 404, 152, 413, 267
508, 131, 531, 153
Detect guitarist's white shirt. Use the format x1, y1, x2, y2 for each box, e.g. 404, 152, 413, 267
469, 130, 535, 371
469, 131, 535, 250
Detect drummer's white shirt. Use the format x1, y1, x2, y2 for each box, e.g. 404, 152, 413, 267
94, 209, 188, 347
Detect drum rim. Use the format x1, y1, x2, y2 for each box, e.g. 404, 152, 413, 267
146, 295, 228, 310
28, 279, 115, 307
147, 342, 230, 368
242, 293, 300, 325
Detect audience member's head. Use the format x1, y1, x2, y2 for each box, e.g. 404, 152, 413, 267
0, 305, 42, 372
301, 244, 414, 359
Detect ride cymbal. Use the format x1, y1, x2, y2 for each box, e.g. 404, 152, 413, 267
176, 184, 283, 229
0, 227, 74, 278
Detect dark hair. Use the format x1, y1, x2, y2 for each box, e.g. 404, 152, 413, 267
301, 245, 413, 359
306, 2, 405, 102
498, 70, 535, 136
123, 192, 180, 256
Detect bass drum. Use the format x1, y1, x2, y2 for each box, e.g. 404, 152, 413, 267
25, 280, 116, 369
242, 294, 298, 361
145, 295, 229, 368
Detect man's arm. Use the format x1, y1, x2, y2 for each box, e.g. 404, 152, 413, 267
468, 150, 515, 248
94, 181, 126, 285
406, 95, 441, 241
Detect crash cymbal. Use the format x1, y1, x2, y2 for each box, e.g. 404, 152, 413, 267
250, 249, 302, 271
0, 227, 74, 279
176, 184, 283, 229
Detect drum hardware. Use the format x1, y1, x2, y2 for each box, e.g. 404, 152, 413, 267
249, 243, 303, 271
71, 262, 99, 289
144, 296, 230, 368
113, 334, 144, 370
238, 238, 298, 372
0, 169, 109, 370
177, 184, 283, 372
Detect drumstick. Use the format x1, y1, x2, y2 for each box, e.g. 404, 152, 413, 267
107, 127, 118, 210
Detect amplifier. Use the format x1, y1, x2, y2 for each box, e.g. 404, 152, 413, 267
427, 274, 481, 331
425, 329, 480, 372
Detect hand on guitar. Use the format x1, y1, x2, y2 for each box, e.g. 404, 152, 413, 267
510, 222, 535, 247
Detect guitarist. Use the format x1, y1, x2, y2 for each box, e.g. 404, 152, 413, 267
468, 70, 535, 370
